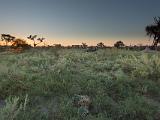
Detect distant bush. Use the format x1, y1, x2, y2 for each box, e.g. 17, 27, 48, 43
114, 41, 125, 48
11, 39, 32, 50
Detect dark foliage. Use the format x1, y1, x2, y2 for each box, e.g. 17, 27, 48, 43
114, 41, 125, 48
145, 17, 160, 48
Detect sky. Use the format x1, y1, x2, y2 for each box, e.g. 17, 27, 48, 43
0, 0, 160, 46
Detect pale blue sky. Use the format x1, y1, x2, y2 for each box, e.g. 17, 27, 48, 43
0, 0, 159, 45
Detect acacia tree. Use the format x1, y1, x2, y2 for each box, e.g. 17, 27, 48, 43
27, 35, 45, 47
97, 42, 105, 48
145, 17, 160, 48
82, 43, 88, 48
1, 34, 15, 46
114, 41, 125, 48
11, 39, 31, 49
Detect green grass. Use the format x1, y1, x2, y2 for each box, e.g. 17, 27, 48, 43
0, 48, 160, 120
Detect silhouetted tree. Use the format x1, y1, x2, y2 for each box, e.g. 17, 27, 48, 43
1, 34, 15, 45
11, 39, 31, 49
54, 44, 62, 48
114, 41, 125, 48
82, 43, 88, 48
37, 37, 45, 46
97, 42, 105, 48
145, 17, 160, 49
27, 35, 45, 47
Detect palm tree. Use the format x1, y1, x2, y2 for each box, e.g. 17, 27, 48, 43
114, 41, 125, 48
145, 17, 160, 48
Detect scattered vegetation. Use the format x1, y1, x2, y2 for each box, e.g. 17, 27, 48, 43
1, 34, 15, 46
11, 39, 32, 52
1, 34, 32, 53
0, 48, 159, 120
0, 16, 160, 120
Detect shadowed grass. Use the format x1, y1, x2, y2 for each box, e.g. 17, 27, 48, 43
0, 48, 160, 120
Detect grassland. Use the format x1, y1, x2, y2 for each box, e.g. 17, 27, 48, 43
0, 48, 160, 120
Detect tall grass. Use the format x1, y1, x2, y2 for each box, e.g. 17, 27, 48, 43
0, 95, 28, 120
0, 48, 159, 119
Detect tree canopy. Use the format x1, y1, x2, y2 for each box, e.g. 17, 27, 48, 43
97, 42, 105, 48
27, 35, 45, 47
114, 41, 125, 48
1, 34, 15, 45
11, 39, 31, 49
145, 17, 160, 48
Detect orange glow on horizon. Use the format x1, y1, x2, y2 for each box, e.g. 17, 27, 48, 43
42, 38, 152, 47
0, 34, 152, 47
0, 38, 152, 47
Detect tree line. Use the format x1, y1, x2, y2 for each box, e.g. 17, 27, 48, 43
0, 34, 125, 49
0, 16, 160, 51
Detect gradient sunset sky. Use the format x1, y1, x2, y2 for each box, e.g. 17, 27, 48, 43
0, 0, 160, 46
